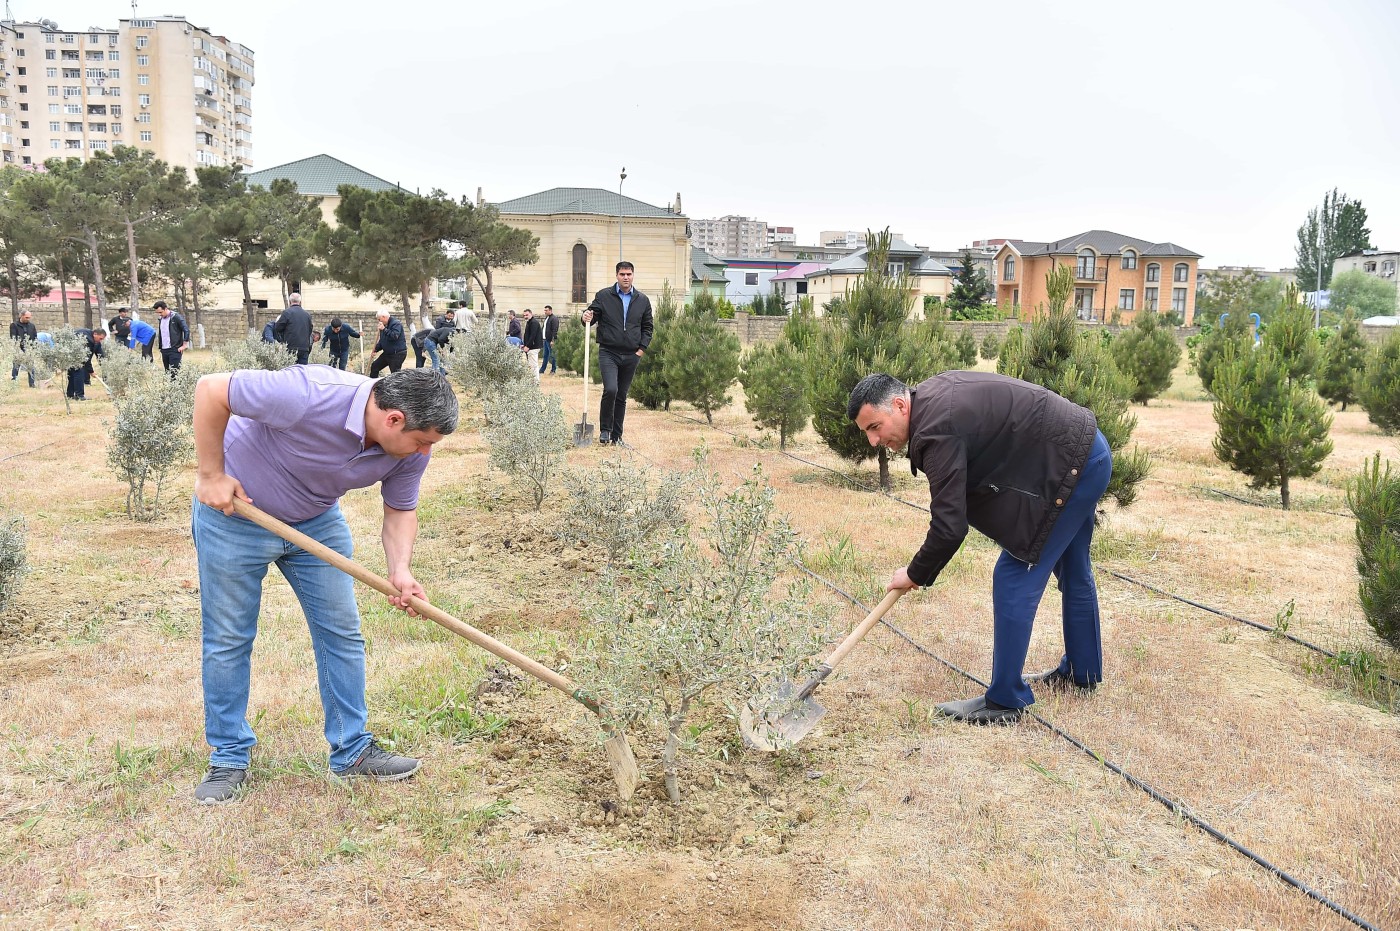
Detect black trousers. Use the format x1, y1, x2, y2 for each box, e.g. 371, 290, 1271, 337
66, 367, 88, 399
329, 349, 349, 370
369, 350, 406, 377
598, 346, 641, 440
160, 347, 182, 374
293, 348, 310, 365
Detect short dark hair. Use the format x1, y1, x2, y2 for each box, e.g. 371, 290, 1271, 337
152, 300, 168, 310
616, 261, 634, 273
543, 305, 552, 311
91, 328, 107, 337
330, 317, 343, 328
372, 369, 459, 434
847, 373, 909, 421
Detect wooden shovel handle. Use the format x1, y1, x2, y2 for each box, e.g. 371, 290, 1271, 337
822, 588, 905, 671
230, 498, 589, 707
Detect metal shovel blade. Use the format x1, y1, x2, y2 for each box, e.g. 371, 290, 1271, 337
574, 421, 594, 446
740, 677, 827, 752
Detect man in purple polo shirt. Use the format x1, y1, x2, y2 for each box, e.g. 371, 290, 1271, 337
189, 366, 459, 805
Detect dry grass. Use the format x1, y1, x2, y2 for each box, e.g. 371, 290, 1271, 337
0, 355, 1397, 930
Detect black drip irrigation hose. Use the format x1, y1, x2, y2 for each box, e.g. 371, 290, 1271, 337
1195, 484, 1351, 520
0, 441, 56, 464
792, 560, 1386, 931
1103, 569, 1400, 690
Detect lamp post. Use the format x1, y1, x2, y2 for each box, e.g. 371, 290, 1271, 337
618, 167, 627, 264
1314, 220, 1323, 329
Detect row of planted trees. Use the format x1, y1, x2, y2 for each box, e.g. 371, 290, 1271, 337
0, 147, 537, 331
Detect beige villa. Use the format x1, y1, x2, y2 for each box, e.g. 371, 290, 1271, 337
803, 238, 954, 317
475, 187, 691, 314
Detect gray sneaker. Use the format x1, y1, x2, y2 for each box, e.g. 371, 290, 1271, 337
195, 766, 248, 805
332, 741, 420, 782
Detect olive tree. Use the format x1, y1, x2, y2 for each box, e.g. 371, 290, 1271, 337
482, 379, 569, 510
0, 515, 26, 616
107, 375, 195, 520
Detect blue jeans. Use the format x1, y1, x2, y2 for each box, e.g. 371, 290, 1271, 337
329, 349, 349, 370
538, 340, 555, 373
191, 501, 372, 771
986, 430, 1112, 709
424, 338, 445, 373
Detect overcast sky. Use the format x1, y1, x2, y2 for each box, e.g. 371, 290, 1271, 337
41, 0, 1400, 269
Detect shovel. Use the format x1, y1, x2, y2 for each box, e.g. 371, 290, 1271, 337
741, 588, 904, 752
573, 315, 594, 446
230, 498, 639, 799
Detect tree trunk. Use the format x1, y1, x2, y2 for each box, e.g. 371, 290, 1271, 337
6, 255, 18, 322
83, 226, 108, 316
58, 255, 70, 326
878, 447, 891, 492
192, 281, 202, 330
241, 265, 255, 331
399, 291, 413, 331
1280, 472, 1290, 511
662, 697, 690, 804
125, 218, 140, 313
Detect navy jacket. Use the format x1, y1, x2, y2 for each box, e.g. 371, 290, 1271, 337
273, 305, 314, 351
374, 318, 407, 354
321, 323, 361, 354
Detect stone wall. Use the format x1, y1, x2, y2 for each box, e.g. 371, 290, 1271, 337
11, 304, 386, 350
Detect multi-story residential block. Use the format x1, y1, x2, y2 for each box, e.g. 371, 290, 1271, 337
992, 230, 1201, 325
1332, 249, 1400, 313
767, 226, 795, 248
691, 215, 769, 258
1, 14, 253, 173
819, 230, 906, 249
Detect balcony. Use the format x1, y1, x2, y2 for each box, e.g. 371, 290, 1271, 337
1074, 263, 1106, 283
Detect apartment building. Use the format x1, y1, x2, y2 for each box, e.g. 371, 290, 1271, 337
1, 15, 253, 173
691, 215, 770, 258
992, 230, 1201, 325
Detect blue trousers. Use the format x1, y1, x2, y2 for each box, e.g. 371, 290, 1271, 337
986, 430, 1112, 709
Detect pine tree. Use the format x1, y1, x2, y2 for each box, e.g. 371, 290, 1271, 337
1347, 453, 1400, 651
954, 328, 978, 368
631, 280, 676, 411
783, 296, 817, 353
664, 289, 741, 425
1261, 285, 1319, 385
979, 331, 1002, 361
1318, 310, 1368, 411
807, 230, 958, 491
740, 339, 810, 449
1212, 341, 1333, 509
1360, 330, 1400, 434
946, 249, 984, 317
1193, 311, 1254, 396
1110, 308, 1182, 405
998, 261, 1150, 508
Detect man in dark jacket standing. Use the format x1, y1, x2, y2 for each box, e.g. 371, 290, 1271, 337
582, 262, 653, 445
520, 308, 543, 383
107, 307, 132, 345
154, 300, 190, 376
10, 309, 37, 386
273, 293, 315, 365
848, 371, 1112, 725
538, 305, 559, 375
321, 318, 361, 370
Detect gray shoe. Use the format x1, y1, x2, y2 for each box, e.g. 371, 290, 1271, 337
332, 741, 420, 782
934, 695, 1022, 726
1023, 666, 1098, 692
195, 766, 248, 805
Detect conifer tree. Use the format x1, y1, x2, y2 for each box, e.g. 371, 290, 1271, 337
1110, 308, 1182, 405
1318, 310, 1367, 411
1347, 453, 1400, 651
664, 288, 740, 425
783, 295, 817, 353
1212, 340, 1333, 509
1359, 330, 1400, 434
954, 328, 978, 368
1192, 311, 1254, 396
946, 249, 985, 317
632, 280, 676, 411
998, 263, 1150, 508
979, 331, 1001, 361
740, 339, 810, 449
1261, 285, 1319, 385
807, 230, 958, 491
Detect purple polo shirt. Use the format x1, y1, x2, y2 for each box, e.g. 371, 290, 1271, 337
224, 366, 430, 523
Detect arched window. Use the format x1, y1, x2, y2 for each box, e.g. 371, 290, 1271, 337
1076, 248, 1096, 279
1146, 263, 1160, 282
1174, 262, 1189, 283
1003, 255, 1015, 280
571, 243, 588, 304
1121, 249, 1138, 270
